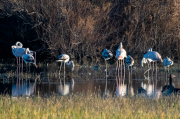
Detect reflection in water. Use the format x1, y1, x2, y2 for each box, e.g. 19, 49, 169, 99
12, 64, 37, 97
138, 71, 162, 99
0, 59, 180, 98
58, 79, 74, 96
116, 69, 127, 97
12, 78, 36, 97
12, 80, 36, 97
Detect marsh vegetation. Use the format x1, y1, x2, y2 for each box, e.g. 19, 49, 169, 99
1, 94, 180, 118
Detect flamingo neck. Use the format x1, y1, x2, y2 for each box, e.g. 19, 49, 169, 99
66, 61, 74, 71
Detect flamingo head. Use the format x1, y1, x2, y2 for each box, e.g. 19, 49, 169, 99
11, 45, 16, 49
147, 47, 152, 52
141, 58, 147, 67
15, 41, 23, 47
25, 48, 30, 54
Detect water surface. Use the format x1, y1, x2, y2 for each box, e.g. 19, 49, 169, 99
0, 59, 180, 98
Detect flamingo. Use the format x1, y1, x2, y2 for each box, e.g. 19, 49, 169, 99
141, 48, 162, 74
11, 41, 23, 65
23, 48, 37, 72
11, 41, 37, 72
12, 42, 26, 72
163, 57, 173, 73
116, 42, 127, 72
141, 48, 155, 69
56, 54, 74, 78
102, 49, 113, 78
102, 49, 113, 60
125, 55, 134, 70
141, 53, 153, 74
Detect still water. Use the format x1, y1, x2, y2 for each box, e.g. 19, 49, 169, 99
0, 59, 180, 98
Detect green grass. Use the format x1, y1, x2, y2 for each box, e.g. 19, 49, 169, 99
0, 94, 180, 119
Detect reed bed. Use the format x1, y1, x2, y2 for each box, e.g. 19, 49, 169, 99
0, 94, 180, 119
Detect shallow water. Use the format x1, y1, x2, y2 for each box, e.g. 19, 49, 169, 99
0, 59, 180, 98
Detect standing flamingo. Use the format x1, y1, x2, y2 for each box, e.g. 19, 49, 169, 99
116, 42, 127, 72
141, 48, 155, 69
102, 49, 113, 78
141, 53, 153, 74
11, 41, 24, 66
12, 42, 26, 73
141, 48, 162, 74
163, 57, 173, 73
56, 54, 74, 79
11, 41, 37, 72
23, 48, 37, 72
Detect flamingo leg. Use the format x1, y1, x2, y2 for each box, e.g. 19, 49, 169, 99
121, 60, 122, 79
59, 62, 62, 79
22, 57, 23, 74
117, 60, 119, 74
106, 60, 107, 80
17, 57, 18, 66
26, 63, 27, 73
164, 67, 166, 73
29, 63, 30, 73
156, 61, 157, 79
123, 59, 125, 77
116, 60, 118, 73
105, 61, 107, 97
64, 62, 65, 80
153, 62, 154, 72
168, 67, 169, 74
117, 60, 119, 77
19, 59, 20, 76
117, 60, 119, 73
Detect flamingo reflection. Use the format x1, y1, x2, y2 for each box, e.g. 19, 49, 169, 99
12, 77, 37, 97
58, 78, 74, 96
138, 71, 162, 98
116, 71, 127, 97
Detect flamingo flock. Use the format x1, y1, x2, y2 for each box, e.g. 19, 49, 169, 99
11, 41, 174, 77
11, 41, 37, 73
10, 41, 178, 98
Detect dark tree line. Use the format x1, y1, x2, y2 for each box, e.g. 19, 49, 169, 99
0, 0, 179, 62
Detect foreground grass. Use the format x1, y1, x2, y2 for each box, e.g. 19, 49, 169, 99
0, 94, 180, 119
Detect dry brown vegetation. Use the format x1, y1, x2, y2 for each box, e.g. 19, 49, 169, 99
0, 0, 179, 62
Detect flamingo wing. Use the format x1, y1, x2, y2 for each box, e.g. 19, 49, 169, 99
23, 54, 34, 63
14, 48, 26, 57
146, 51, 162, 62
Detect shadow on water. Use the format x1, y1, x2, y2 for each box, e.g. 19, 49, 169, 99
0, 59, 180, 98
